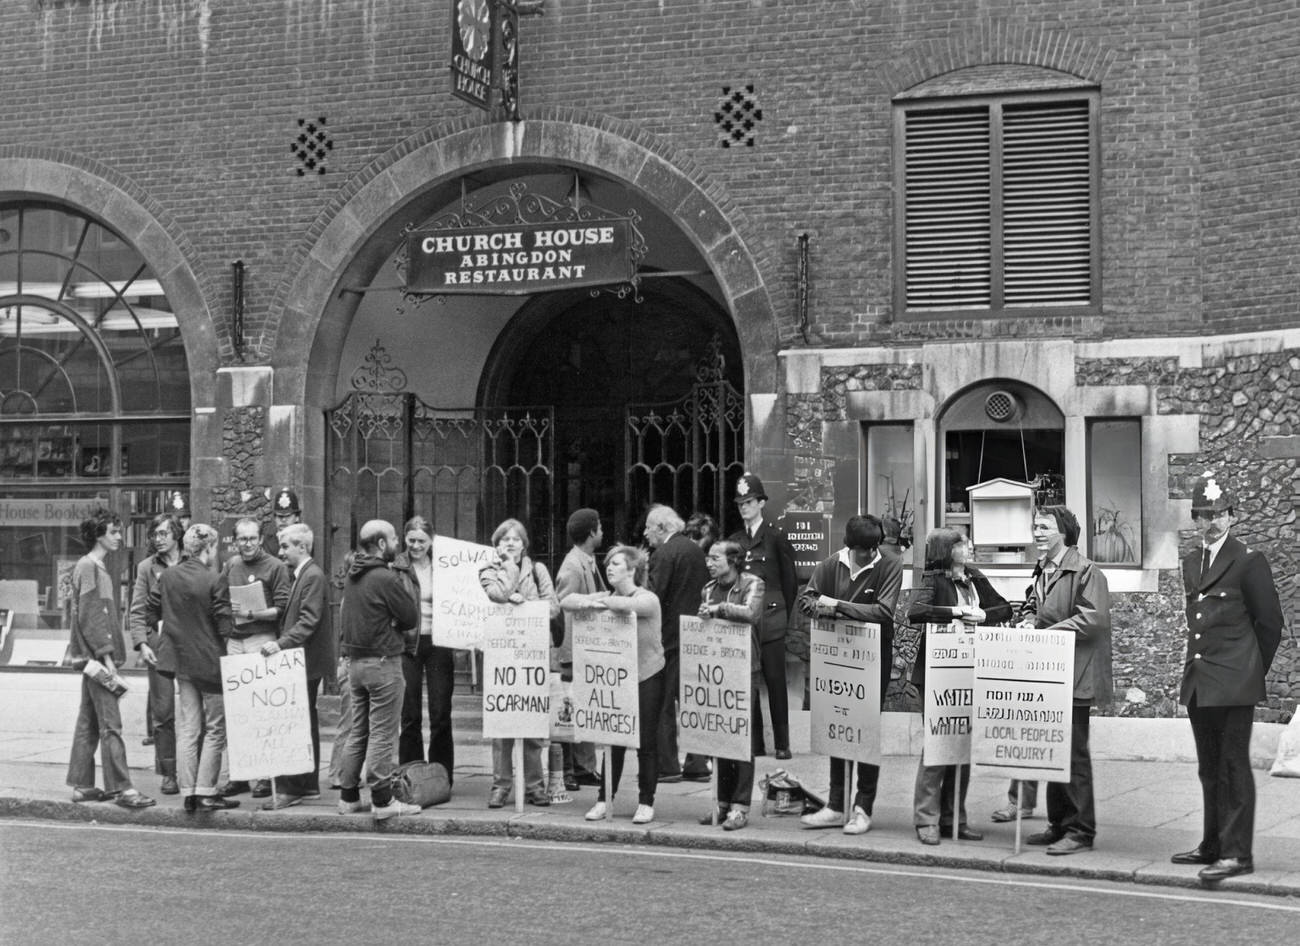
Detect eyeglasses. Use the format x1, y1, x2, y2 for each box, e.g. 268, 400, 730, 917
151, 529, 174, 539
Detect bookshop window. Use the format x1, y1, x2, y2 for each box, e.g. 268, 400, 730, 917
938, 382, 1063, 556
0, 202, 190, 664
1086, 419, 1142, 565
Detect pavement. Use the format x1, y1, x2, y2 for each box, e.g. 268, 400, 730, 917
3, 670, 1300, 898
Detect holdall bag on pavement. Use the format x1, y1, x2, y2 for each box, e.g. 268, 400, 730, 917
391, 761, 452, 807
759, 768, 825, 817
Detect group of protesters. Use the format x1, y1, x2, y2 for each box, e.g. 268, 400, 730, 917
66, 468, 1283, 882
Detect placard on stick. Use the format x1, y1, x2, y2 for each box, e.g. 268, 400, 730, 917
922, 624, 976, 767
221, 649, 313, 781
482, 600, 551, 739
430, 535, 497, 650
571, 609, 639, 749
809, 618, 881, 764
972, 626, 1075, 782
677, 615, 751, 762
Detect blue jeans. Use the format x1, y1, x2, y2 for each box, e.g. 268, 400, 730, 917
176, 678, 226, 796
339, 656, 403, 806
492, 738, 546, 795
328, 658, 351, 787
67, 675, 134, 795
146, 664, 176, 777
914, 760, 971, 828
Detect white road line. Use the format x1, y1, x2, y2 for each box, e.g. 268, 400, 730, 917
4, 819, 1297, 913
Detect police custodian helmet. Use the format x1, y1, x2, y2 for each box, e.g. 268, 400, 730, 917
734, 472, 767, 503
1191, 471, 1233, 514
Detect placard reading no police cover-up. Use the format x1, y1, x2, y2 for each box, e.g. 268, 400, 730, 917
481, 600, 551, 739
221, 649, 314, 781
430, 535, 498, 650
922, 624, 976, 767
971, 626, 1075, 782
677, 616, 752, 762
571, 609, 640, 749
809, 618, 881, 765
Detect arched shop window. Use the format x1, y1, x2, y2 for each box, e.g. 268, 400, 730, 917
937, 381, 1063, 565
0, 202, 190, 665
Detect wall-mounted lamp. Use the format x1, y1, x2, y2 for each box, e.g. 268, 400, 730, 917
231, 259, 246, 361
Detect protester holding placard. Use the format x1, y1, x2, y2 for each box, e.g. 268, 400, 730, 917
150, 523, 234, 812
907, 527, 1011, 845
66, 508, 156, 811
1019, 505, 1111, 856
795, 515, 901, 835
567, 545, 666, 825
479, 518, 560, 809
695, 540, 764, 830
394, 516, 457, 784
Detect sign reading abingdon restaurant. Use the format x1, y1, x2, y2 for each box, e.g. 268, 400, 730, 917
405, 221, 635, 295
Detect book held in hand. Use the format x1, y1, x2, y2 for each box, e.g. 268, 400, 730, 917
82, 659, 129, 697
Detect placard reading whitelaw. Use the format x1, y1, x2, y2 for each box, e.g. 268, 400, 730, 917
677, 616, 751, 762
571, 609, 640, 750
809, 618, 881, 765
922, 624, 976, 767
221, 649, 313, 781
971, 626, 1075, 782
482, 601, 551, 739
430, 535, 498, 650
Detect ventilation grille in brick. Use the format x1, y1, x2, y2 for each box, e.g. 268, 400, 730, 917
292, 117, 332, 176
715, 85, 761, 148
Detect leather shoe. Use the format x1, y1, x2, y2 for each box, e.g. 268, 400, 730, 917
218, 780, 249, 797
563, 776, 580, 792
1199, 857, 1254, 883
261, 794, 304, 811
1046, 836, 1093, 855
774, 748, 793, 760
114, 790, 156, 810
957, 827, 984, 841
1171, 846, 1218, 866
1026, 828, 1063, 846
526, 790, 550, 807
159, 776, 179, 796
916, 825, 940, 846
658, 772, 683, 783
250, 779, 272, 798
681, 770, 712, 782
198, 795, 240, 811
183, 795, 198, 813
71, 787, 106, 803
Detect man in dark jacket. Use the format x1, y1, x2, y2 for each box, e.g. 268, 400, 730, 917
645, 503, 711, 781
1171, 473, 1283, 883
336, 519, 422, 820
728, 473, 798, 758
1020, 505, 1111, 856
258, 522, 334, 808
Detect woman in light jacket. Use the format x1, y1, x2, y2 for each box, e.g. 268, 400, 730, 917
696, 539, 764, 830
565, 544, 666, 825
907, 528, 1011, 845
478, 518, 559, 808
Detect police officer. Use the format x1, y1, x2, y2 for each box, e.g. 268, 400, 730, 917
266, 487, 302, 556
727, 473, 797, 759
1171, 472, 1283, 884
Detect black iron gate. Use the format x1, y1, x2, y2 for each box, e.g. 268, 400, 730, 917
625, 339, 745, 537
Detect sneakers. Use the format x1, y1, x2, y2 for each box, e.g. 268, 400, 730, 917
373, 799, 421, 821
990, 804, 1034, 823
337, 798, 367, 815
632, 804, 655, 825
722, 808, 749, 831
584, 801, 608, 821
800, 806, 844, 829
843, 806, 871, 835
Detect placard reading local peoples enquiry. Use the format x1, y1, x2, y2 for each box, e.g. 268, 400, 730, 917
809, 618, 881, 765
677, 616, 751, 762
221, 649, 313, 781
571, 609, 640, 749
972, 626, 1075, 782
430, 535, 498, 649
482, 600, 551, 739
922, 625, 976, 767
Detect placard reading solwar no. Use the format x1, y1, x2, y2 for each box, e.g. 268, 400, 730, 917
405, 221, 633, 295
971, 626, 1075, 782
809, 618, 881, 765
221, 649, 313, 781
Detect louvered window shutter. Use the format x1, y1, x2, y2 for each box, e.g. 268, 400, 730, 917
903, 97, 1094, 314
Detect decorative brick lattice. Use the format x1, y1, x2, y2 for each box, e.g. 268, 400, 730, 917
292, 117, 332, 177
715, 85, 761, 148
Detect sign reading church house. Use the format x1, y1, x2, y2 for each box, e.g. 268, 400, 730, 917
405, 221, 634, 295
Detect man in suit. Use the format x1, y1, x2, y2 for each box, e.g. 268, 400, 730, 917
1171, 472, 1283, 884
728, 473, 797, 759
1020, 505, 1111, 856
645, 504, 711, 781
258, 522, 334, 808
